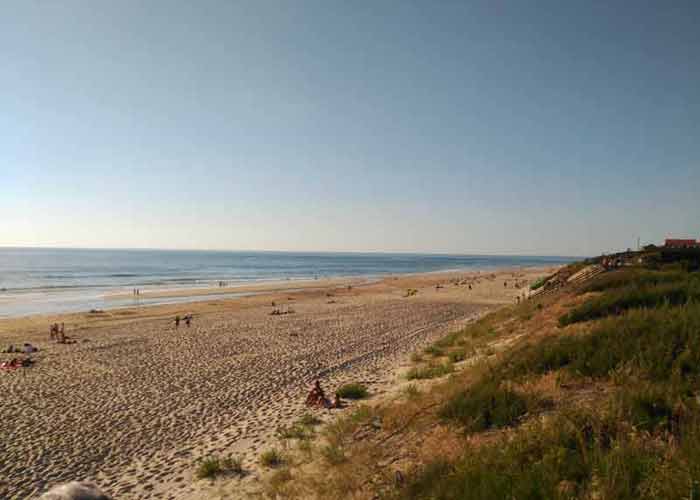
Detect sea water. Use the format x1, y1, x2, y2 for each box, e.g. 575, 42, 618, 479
0, 248, 576, 318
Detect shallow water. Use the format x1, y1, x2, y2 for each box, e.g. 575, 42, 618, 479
0, 248, 576, 317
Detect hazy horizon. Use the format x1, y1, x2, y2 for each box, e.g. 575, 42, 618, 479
0, 245, 586, 258
3, 1, 699, 256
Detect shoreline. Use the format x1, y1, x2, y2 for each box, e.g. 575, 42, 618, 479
0, 265, 557, 499
0, 265, 554, 321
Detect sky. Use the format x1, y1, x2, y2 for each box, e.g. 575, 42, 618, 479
2, 1, 699, 256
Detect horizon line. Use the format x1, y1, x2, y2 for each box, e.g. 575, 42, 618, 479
0, 245, 587, 259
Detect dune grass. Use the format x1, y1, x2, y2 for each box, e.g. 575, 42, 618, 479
336, 383, 369, 399
406, 362, 454, 380
559, 277, 700, 326
194, 454, 243, 479
530, 275, 550, 291
260, 448, 285, 467
397, 409, 667, 500
510, 303, 700, 383
578, 268, 687, 294
439, 378, 532, 432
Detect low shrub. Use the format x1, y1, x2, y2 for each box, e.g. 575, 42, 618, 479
336, 383, 368, 399
321, 443, 347, 465
297, 412, 322, 427
613, 383, 682, 433
508, 303, 700, 384
530, 276, 550, 291
424, 345, 446, 357
434, 331, 462, 350
448, 349, 467, 363
402, 384, 420, 399
407, 362, 454, 380
440, 378, 530, 432
194, 454, 243, 479
579, 268, 686, 294
560, 278, 700, 326
260, 448, 284, 467
276, 422, 314, 440
398, 410, 658, 500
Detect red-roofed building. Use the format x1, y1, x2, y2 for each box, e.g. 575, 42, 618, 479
665, 238, 700, 248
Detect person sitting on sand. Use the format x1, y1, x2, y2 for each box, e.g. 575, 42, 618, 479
305, 380, 329, 407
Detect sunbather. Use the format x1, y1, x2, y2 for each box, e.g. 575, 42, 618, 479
305, 380, 329, 408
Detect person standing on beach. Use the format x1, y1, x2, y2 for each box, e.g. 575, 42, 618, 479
175, 316, 180, 328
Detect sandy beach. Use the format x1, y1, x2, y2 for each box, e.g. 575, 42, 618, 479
0, 267, 553, 499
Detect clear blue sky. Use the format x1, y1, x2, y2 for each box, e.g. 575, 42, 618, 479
2, 1, 698, 256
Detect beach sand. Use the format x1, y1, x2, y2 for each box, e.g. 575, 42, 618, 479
0, 267, 553, 499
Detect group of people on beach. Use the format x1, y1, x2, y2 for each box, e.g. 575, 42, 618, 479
305, 380, 343, 409
49, 322, 70, 343
174, 314, 193, 328
2, 342, 37, 371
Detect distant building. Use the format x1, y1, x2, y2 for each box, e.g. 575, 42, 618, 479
664, 238, 700, 248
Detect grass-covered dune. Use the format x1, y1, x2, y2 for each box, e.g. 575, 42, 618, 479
260, 257, 700, 500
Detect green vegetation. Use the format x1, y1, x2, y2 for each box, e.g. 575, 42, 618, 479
560, 278, 700, 326
320, 443, 347, 465
260, 260, 700, 500
440, 378, 532, 432
297, 412, 322, 427
530, 275, 549, 290
424, 344, 445, 357
448, 349, 466, 363
260, 448, 285, 467
578, 268, 686, 294
194, 455, 243, 479
398, 410, 668, 500
406, 362, 454, 380
276, 422, 315, 441
510, 303, 700, 383
336, 383, 369, 399
402, 384, 420, 399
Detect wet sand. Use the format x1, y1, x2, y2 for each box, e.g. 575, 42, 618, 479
0, 267, 551, 499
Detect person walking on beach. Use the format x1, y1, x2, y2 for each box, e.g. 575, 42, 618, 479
185, 315, 191, 327
175, 315, 180, 328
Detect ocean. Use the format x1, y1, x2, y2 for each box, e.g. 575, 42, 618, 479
0, 248, 576, 318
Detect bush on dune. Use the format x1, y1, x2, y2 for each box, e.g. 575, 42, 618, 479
195, 455, 243, 479
440, 378, 530, 432
336, 383, 368, 399
407, 362, 454, 380
509, 303, 700, 384
559, 278, 700, 326
398, 410, 660, 500
578, 268, 687, 294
